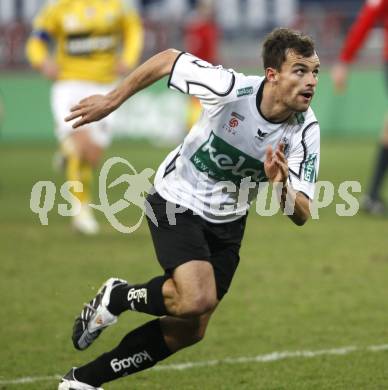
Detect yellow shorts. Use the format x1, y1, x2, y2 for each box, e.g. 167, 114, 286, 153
51, 80, 117, 148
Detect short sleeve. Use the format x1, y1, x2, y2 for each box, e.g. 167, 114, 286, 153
168, 52, 235, 109
287, 122, 320, 200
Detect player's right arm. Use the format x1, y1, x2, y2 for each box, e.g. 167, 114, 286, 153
332, 0, 385, 92
66, 48, 181, 128
25, 2, 59, 80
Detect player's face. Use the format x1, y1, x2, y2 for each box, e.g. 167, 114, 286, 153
277, 50, 320, 112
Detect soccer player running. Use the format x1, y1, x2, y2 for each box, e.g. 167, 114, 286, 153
59, 28, 320, 389
331, 0, 388, 215
26, 0, 143, 234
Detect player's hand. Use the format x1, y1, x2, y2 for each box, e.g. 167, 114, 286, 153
264, 143, 288, 184
39, 58, 59, 80
65, 94, 114, 128
331, 63, 348, 93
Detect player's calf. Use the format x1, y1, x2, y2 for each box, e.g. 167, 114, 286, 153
63, 319, 172, 388
160, 313, 213, 351
107, 275, 168, 316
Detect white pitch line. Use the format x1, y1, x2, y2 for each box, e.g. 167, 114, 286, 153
367, 344, 388, 351
153, 345, 361, 371
1, 344, 388, 386
0, 375, 61, 385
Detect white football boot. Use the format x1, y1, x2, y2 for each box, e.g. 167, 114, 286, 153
72, 278, 127, 350
58, 368, 103, 390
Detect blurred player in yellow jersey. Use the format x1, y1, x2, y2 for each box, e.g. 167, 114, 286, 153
26, 0, 143, 234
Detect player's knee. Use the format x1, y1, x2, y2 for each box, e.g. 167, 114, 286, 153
183, 326, 206, 347
182, 294, 217, 317
72, 132, 103, 167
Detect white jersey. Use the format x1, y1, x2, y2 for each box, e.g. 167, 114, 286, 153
154, 52, 320, 223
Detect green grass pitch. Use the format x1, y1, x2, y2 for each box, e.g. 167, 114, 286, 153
0, 138, 387, 389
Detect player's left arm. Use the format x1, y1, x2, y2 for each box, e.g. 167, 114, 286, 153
285, 121, 320, 225
282, 188, 311, 226
264, 143, 311, 226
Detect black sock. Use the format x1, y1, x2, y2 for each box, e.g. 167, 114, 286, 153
369, 144, 388, 200
75, 319, 172, 387
108, 275, 168, 317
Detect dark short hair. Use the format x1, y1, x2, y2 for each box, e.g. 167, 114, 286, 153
262, 28, 316, 70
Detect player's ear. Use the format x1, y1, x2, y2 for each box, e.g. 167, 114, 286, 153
265, 67, 279, 83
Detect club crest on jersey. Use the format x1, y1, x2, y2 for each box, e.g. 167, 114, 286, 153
303, 153, 317, 183
229, 117, 239, 128
222, 112, 244, 135
190, 131, 267, 185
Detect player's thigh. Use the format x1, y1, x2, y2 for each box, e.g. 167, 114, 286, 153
147, 191, 218, 308
146, 191, 212, 272
206, 215, 248, 300
171, 260, 218, 305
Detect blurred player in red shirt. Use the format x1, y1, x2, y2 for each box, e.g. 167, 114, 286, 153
184, 0, 219, 128
332, 0, 388, 215
184, 0, 219, 64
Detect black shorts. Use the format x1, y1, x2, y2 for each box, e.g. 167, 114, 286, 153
146, 191, 247, 300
